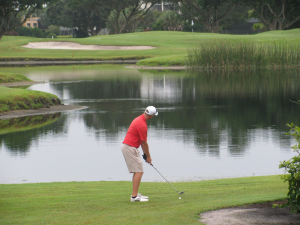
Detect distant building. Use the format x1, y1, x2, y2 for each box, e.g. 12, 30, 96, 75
99, 28, 110, 35
152, 1, 175, 11
59, 27, 74, 36
23, 16, 40, 28
141, 1, 175, 12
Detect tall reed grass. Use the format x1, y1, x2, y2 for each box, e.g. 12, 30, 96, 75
186, 41, 300, 69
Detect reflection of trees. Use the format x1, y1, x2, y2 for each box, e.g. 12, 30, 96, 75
49, 69, 300, 157
153, 69, 300, 156
0, 113, 67, 156
52, 79, 142, 100
0, 113, 61, 135
50, 78, 144, 141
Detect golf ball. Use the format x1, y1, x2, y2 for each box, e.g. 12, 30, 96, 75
179, 197, 181, 199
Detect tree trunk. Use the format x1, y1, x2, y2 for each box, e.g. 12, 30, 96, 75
267, 2, 285, 30
277, 20, 283, 30
205, 23, 219, 33
268, 18, 278, 30
113, 9, 122, 34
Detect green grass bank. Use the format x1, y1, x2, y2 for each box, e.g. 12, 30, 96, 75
0, 176, 287, 224
0, 72, 31, 83
0, 86, 61, 113
0, 73, 61, 113
1, 29, 300, 66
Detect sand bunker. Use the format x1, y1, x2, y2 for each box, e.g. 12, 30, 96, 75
199, 200, 300, 225
22, 42, 156, 50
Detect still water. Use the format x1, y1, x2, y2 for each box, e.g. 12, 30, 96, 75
0, 65, 299, 184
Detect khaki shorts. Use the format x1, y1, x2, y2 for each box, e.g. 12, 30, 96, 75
121, 144, 144, 173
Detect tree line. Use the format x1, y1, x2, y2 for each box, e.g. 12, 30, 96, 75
1, 0, 300, 40
174, 0, 300, 33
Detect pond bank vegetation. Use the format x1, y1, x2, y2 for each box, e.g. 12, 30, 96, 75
0, 73, 61, 113
0, 86, 61, 113
187, 41, 300, 69
0, 72, 31, 83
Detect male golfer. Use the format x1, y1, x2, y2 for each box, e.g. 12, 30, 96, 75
121, 106, 158, 202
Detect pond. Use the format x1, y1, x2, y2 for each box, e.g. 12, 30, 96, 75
0, 65, 299, 184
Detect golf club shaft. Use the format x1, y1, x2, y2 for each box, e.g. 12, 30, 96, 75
151, 164, 180, 194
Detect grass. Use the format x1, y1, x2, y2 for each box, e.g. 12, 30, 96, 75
0, 73, 61, 113
187, 40, 300, 69
0, 175, 287, 224
0, 86, 61, 113
0, 72, 31, 83
1, 29, 300, 66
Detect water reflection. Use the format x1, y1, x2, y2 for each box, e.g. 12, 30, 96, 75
0, 113, 62, 155
44, 68, 299, 157
0, 66, 299, 183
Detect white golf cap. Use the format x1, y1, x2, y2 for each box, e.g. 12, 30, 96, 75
145, 106, 158, 116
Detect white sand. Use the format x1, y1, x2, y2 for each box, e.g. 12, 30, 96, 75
22, 42, 156, 50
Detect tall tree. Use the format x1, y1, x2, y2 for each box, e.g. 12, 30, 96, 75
0, 0, 51, 40
68, 0, 109, 36
97, 0, 161, 34
47, 0, 160, 36
220, 5, 251, 30
47, 0, 109, 37
244, 0, 300, 30
173, 0, 237, 33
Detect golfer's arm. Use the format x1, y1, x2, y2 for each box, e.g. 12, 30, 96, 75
141, 141, 151, 158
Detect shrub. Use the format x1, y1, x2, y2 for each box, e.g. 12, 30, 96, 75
32, 27, 44, 38
253, 23, 265, 31
14, 26, 32, 36
74, 29, 89, 38
44, 31, 50, 37
13, 26, 44, 38
279, 123, 300, 213
138, 10, 161, 31
47, 25, 60, 36
152, 11, 184, 31
152, 20, 163, 31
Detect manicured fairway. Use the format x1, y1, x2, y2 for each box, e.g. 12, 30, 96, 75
0, 176, 287, 224
1, 29, 299, 66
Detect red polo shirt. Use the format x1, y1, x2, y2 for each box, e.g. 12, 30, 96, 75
123, 114, 147, 148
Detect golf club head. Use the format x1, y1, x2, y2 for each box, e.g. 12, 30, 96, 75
179, 191, 184, 194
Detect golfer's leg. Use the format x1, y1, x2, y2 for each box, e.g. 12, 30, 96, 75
132, 172, 143, 197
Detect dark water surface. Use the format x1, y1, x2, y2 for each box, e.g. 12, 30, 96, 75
0, 65, 299, 184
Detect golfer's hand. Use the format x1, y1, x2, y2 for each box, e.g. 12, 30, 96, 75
146, 156, 152, 165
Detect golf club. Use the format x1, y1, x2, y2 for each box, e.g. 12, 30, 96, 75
143, 154, 184, 195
